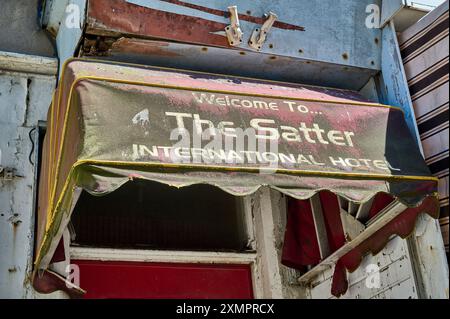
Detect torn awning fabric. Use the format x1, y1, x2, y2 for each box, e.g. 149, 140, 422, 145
33, 59, 439, 298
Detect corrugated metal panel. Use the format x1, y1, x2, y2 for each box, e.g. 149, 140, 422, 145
399, 1, 449, 253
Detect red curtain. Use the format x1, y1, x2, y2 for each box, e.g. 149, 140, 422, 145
319, 191, 346, 252
281, 191, 346, 271
281, 198, 321, 271
368, 193, 395, 220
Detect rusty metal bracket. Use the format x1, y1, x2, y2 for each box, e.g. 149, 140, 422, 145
0, 166, 15, 181
225, 6, 243, 46
249, 12, 278, 51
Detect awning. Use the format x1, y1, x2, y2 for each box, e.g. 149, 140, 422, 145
33, 59, 439, 297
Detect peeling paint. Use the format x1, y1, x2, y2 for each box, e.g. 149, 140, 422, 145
8, 214, 22, 227
111, 38, 182, 57
0, 65, 57, 299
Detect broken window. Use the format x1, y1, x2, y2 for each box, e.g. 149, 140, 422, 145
70, 180, 251, 252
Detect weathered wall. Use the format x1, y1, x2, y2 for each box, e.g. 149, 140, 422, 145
0, 0, 56, 57
308, 236, 420, 299
0, 0, 59, 299
0, 53, 58, 298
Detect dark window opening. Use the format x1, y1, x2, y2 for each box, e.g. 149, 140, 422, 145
33, 122, 47, 262
70, 180, 250, 252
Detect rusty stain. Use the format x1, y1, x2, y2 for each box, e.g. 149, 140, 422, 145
87, 0, 304, 49
342, 53, 349, 60
83, 36, 116, 56
8, 267, 17, 273
12, 220, 22, 227
88, 0, 230, 46
11, 220, 22, 227
111, 38, 181, 57
8, 214, 22, 228
46, 26, 58, 38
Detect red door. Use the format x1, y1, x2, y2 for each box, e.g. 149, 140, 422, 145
73, 260, 254, 299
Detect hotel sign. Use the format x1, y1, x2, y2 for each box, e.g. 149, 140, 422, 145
78, 81, 430, 178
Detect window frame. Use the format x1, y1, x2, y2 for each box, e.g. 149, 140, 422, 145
67, 193, 272, 297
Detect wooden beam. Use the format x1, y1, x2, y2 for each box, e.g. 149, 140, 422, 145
348, 202, 360, 216
355, 197, 375, 221
0, 51, 57, 76
252, 188, 284, 298
70, 247, 257, 264
340, 209, 366, 242
310, 194, 330, 259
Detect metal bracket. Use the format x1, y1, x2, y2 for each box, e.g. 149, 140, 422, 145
225, 6, 243, 46
0, 166, 14, 181
249, 12, 278, 51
